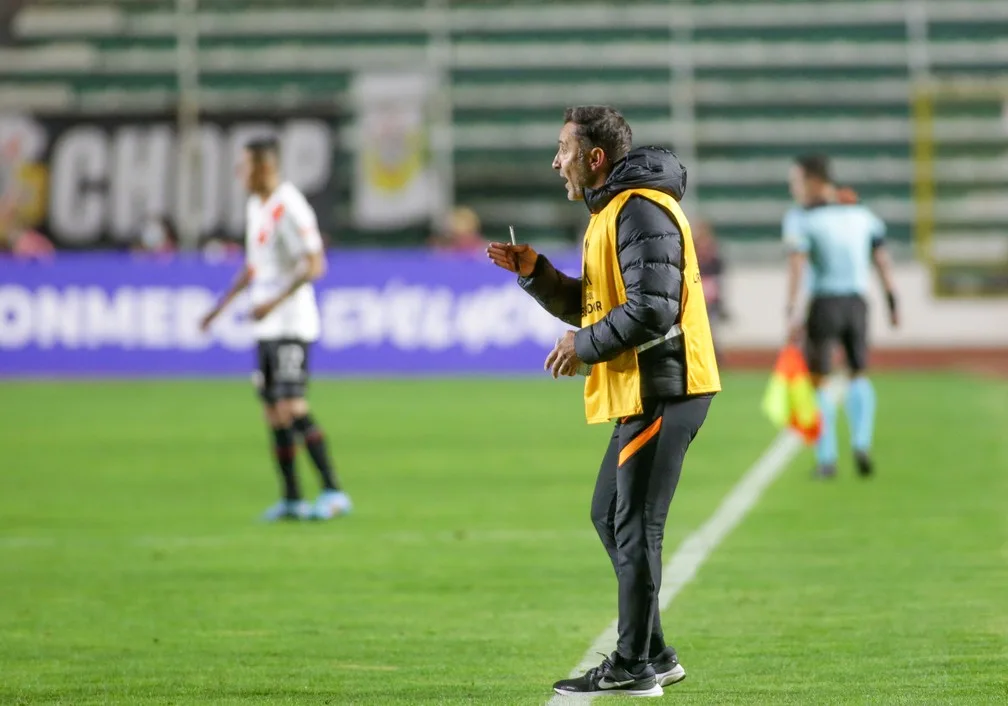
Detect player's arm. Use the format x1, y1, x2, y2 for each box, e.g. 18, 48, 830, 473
251, 250, 325, 321
869, 214, 899, 327
200, 263, 253, 331
573, 197, 682, 364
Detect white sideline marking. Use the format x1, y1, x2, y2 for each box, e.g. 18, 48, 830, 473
546, 377, 843, 705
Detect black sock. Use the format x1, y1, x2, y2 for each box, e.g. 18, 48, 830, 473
272, 427, 299, 501
648, 635, 668, 660
292, 414, 340, 491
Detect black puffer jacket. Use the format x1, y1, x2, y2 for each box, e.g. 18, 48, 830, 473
518, 146, 693, 400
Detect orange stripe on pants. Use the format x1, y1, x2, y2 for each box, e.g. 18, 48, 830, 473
618, 417, 662, 467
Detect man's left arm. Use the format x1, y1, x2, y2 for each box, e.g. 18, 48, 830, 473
868, 211, 899, 327
780, 207, 809, 328
573, 197, 683, 364
270, 250, 326, 300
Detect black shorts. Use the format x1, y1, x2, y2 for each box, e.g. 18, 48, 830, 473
805, 294, 868, 375
254, 339, 310, 404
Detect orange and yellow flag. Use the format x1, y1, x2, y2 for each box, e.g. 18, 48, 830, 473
761, 345, 821, 444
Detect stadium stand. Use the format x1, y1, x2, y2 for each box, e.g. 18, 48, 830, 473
2, 0, 1006, 248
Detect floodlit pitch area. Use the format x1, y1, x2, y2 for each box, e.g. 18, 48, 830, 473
1, 373, 1005, 705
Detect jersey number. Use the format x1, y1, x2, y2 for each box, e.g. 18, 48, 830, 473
276, 344, 304, 382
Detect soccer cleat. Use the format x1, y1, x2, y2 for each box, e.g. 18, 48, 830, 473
261, 499, 310, 522
854, 450, 874, 478
310, 490, 353, 520
552, 652, 663, 698
650, 647, 687, 687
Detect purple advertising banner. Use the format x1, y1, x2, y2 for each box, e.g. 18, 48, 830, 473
0, 251, 581, 377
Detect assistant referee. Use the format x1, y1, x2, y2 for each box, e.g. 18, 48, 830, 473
783, 154, 899, 479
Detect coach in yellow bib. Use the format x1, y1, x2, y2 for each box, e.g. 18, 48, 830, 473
488, 106, 720, 699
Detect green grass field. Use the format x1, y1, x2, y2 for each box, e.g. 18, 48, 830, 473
1, 373, 1005, 705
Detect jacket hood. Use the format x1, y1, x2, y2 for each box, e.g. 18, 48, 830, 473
584, 146, 687, 214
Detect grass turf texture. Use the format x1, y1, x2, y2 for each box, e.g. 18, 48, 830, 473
0, 373, 1005, 705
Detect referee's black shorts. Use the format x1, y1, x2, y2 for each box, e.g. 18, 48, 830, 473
805, 294, 868, 375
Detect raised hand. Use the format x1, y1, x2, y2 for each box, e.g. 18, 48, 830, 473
486, 242, 538, 277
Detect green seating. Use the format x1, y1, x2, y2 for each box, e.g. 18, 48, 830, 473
4, 1, 1006, 247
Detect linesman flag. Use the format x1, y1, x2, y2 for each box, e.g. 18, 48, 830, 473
761, 345, 821, 444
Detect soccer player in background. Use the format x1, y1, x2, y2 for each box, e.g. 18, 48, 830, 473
488, 106, 720, 698
783, 154, 900, 478
200, 138, 352, 521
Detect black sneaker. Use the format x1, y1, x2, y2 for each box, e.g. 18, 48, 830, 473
650, 646, 687, 687
854, 450, 874, 478
552, 652, 663, 698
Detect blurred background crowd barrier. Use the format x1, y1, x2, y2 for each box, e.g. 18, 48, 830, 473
1, 0, 1006, 376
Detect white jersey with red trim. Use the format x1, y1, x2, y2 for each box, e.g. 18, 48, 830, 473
245, 182, 324, 341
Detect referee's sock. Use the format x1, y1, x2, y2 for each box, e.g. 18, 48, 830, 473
815, 387, 838, 467
292, 414, 341, 492
272, 426, 300, 500
845, 376, 876, 452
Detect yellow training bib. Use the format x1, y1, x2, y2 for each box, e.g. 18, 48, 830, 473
580, 189, 721, 424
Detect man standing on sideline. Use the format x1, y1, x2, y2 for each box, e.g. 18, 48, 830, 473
201, 137, 352, 521
783, 154, 899, 478
487, 106, 720, 698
